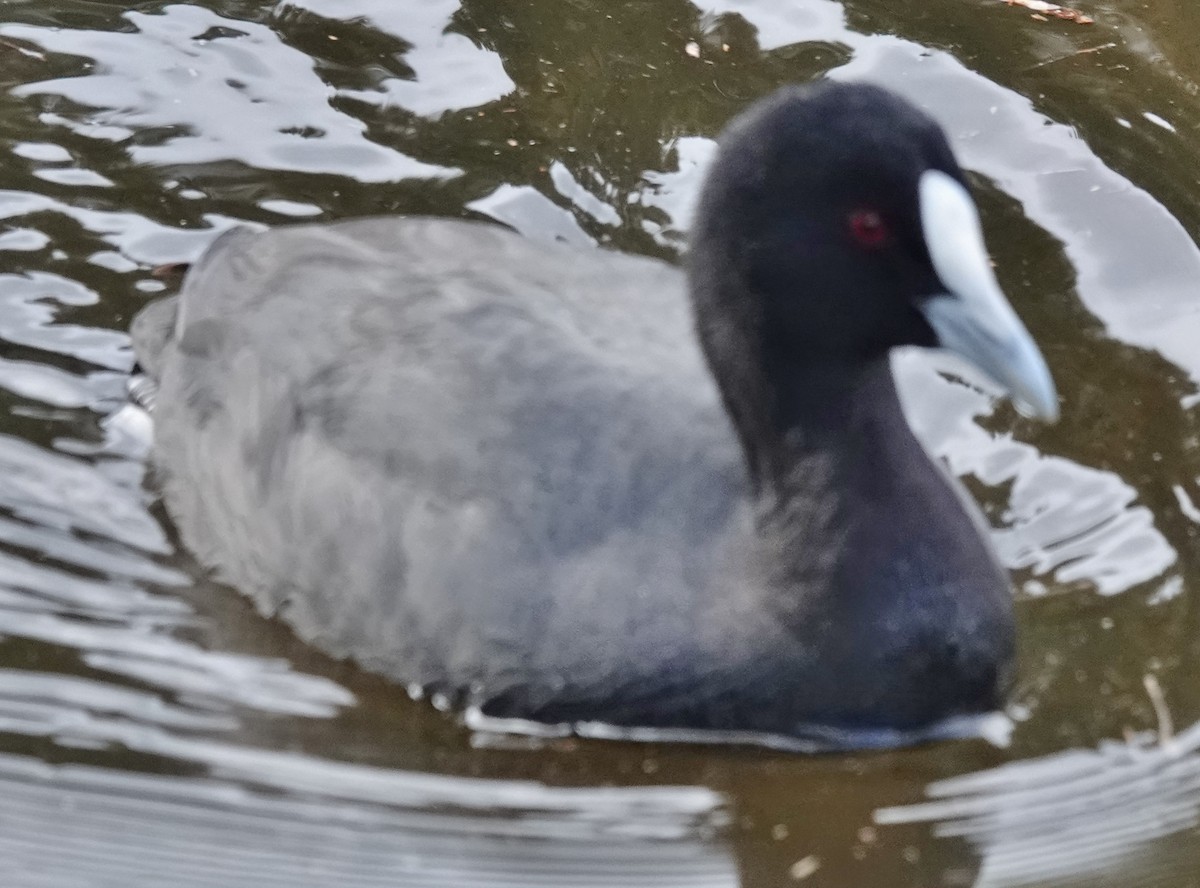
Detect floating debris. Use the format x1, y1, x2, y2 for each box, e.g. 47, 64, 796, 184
788, 855, 821, 880
1006, 0, 1094, 24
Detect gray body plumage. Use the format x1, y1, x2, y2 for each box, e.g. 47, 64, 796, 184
133, 216, 1011, 737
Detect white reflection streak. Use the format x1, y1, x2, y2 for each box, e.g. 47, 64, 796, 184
877, 722, 1200, 887
1171, 483, 1200, 524
282, 0, 516, 117
467, 183, 597, 246
550, 161, 623, 227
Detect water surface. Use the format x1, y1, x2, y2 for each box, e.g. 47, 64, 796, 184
0, 0, 1198, 885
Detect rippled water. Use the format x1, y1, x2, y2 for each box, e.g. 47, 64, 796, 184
0, 0, 1198, 885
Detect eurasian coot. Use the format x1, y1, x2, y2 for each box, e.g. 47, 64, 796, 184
131, 81, 1057, 748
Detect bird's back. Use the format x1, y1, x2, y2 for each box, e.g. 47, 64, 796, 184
135, 218, 754, 714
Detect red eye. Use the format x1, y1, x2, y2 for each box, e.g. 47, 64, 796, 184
848, 209, 890, 248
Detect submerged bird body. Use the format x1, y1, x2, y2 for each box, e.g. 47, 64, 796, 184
132, 83, 1056, 745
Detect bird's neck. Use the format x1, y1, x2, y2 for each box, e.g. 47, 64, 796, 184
730, 355, 912, 511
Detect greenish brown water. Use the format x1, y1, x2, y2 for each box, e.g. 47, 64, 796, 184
0, 1, 1198, 885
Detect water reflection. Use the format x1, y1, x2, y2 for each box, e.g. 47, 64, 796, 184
285, 0, 516, 117
878, 721, 1200, 888
3, 6, 456, 181
0, 749, 733, 888
0, 0, 1195, 885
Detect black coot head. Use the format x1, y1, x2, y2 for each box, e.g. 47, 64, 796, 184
689, 80, 1058, 422
690, 81, 963, 360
